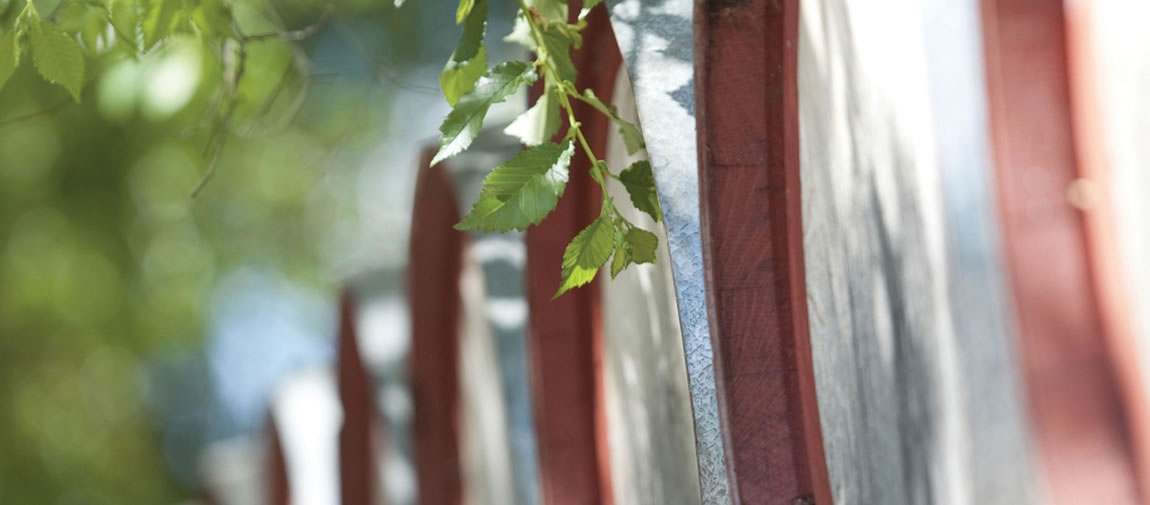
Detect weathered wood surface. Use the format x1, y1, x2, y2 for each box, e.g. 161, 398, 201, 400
981, 0, 1142, 502
693, 0, 830, 503
1064, 0, 1150, 496
408, 153, 465, 505
603, 1, 730, 503
798, 0, 1033, 503
523, 6, 618, 505
600, 68, 702, 505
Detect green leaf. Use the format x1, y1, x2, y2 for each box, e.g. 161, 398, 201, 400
433, 60, 537, 165
56, 0, 102, 32
540, 23, 576, 82
451, 0, 485, 61
0, 29, 18, 91
619, 160, 662, 222
555, 216, 615, 297
26, 16, 85, 101
625, 227, 657, 263
455, 0, 474, 24
107, 0, 139, 48
578, 0, 602, 19
456, 141, 573, 232
80, 17, 104, 53
609, 225, 658, 278
441, 46, 486, 106
142, 0, 179, 49
440, 0, 486, 106
504, 84, 560, 146
582, 89, 645, 154
618, 120, 644, 154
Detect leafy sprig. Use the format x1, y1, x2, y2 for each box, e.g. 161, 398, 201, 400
0, 0, 331, 194
434, 0, 663, 297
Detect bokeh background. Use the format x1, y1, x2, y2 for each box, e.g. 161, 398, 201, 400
0, 0, 518, 501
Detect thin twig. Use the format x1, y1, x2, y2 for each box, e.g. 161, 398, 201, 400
190, 43, 247, 197
243, 5, 333, 43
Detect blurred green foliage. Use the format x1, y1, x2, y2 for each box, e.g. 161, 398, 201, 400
0, 0, 471, 501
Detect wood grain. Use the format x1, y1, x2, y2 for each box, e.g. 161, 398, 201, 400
694, 0, 832, 503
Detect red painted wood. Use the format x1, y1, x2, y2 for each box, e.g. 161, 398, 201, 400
1063, 3, 1150, 497
408, 150, 465, 505
335, 290, 379, 505
265, 414, 290, 505
693, 0, 832, 504
524, 6, 618, 505
980, 1, 1143, 503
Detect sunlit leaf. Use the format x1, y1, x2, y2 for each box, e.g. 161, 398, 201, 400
456, 141, 573, 232
555, 215, 614, 297
26, 16, 85, 101
433, 60, 536, 165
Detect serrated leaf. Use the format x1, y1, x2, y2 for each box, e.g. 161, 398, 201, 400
142, 0, 179, 49
540, 23, 575, 82
441, 46, 486, 106
625, 227, 657, 263
578, 0, 602, 19
555, 216, 615, 297
582, 89, 646, 154
456, 141, 573, 232
619, 160, 662, 222
504, 84, 560, 146
433, 60, 537, 165
0, 30, 18, 91
455, 0, 474, 24
26, 16, 85, 101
